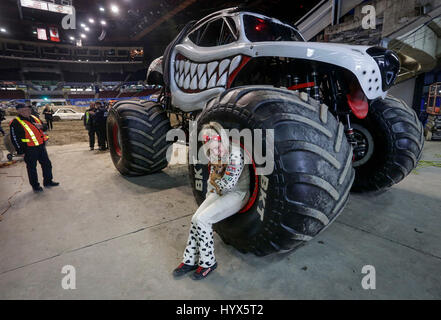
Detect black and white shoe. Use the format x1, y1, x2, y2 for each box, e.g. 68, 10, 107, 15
173, 263, 198, 278
191, 263, 217, 280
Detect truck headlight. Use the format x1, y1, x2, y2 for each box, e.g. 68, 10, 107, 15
366, 47, 400, 91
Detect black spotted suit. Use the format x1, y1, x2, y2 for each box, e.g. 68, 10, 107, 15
182, 144, 250, 268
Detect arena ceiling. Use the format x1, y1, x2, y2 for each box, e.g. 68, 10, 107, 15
0, 0, 320, 62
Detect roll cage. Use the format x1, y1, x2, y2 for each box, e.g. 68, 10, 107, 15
185, 8, 305, 47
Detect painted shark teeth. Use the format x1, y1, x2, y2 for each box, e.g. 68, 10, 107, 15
197, 63, 206, 79
217, 72, 227, 87
208, 73, 217, 88
229, 55, 242, 75
174, 55, 243, 92
219, 59, 230, 76
190, 76, 198, 90
184, 60, 190, 75
198, 72, 207, 90
183, 74, 190, 89
207, 61, 218, 78
190, 63, 197, 77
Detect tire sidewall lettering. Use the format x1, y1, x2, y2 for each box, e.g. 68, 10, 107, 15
256, 175, 269, 221
194, 166, 204, 191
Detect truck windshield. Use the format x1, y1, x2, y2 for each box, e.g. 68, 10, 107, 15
243, 14, 303, 42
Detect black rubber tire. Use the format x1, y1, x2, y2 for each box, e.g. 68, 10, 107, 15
53, 116, 60, 121
188, 86, 355, 256
351, 95, 424, 192
107, 100, 172, 176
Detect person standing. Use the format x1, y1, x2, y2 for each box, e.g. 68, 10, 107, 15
43, 105, 54, 131
9, 104, 59, 192
94, 101, 108, 151
84, 102, 97, 150
0, 107, 5, 136
30, 101, 41, 120
103, 102, 110, 149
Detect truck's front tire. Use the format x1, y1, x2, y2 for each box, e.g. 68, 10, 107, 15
351, 96, 424, 192
189, 86, 354, 256
107, 100, 171, 176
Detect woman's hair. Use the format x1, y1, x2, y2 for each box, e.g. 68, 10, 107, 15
200, 121, 230, 162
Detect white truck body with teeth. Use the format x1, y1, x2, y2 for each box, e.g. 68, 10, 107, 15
148, 9, 392, 112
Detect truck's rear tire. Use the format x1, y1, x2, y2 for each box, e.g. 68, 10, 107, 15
189, 86, 354, 256
351, 96, 424, 192
107, 100, 171, 176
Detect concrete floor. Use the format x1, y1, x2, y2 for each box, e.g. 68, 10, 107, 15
0, 141, 440, 299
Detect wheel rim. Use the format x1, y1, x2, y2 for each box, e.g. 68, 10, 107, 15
351, 124, 375, 167
112, 123, 122, 157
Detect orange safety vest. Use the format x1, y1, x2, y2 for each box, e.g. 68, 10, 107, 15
15, 115, 48, 146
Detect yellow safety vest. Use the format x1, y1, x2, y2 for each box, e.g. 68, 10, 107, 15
15, 116, 48, 146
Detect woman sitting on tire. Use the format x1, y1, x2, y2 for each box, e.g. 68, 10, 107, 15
173, 122, 250, 280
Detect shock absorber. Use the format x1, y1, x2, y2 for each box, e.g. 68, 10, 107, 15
286, 74, 292, 88
345, 113, 356, 147
293, 76, 300, 92
312, 71, 321, 102
305, 73, 311, 97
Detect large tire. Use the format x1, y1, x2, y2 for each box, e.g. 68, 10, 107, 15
107, 100, 171, 176
189, 86, 354, 256
351, 96, 424, 192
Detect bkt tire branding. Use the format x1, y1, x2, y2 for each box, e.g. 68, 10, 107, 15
256, 175, 269, 221
194, 165, 204, 191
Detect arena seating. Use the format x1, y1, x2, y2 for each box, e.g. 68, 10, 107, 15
67, 94, 95, 99
0, 89, 26, 99
99, 91, 120, 98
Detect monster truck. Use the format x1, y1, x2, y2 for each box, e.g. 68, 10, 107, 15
107, 8, 424, 256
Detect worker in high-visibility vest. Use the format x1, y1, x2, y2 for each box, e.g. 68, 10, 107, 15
9, 103, 59, 192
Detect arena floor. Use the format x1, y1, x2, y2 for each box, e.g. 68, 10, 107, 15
0, 140, 440, 299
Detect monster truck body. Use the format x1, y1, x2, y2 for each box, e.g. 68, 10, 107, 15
108, 8, 423, 256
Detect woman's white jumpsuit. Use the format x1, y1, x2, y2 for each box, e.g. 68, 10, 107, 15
182, 144, 250, 268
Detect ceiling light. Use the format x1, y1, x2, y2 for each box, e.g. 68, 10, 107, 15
85, 27, 90, 32
101, 20, 107, 25
80, 33, 86, 38
69, 36, 75, 40
80, 23, 86, 28
0, 28, 6, 33
89, 18, 95, 24
110, 4, 119, 14
99, 7, 105, 12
